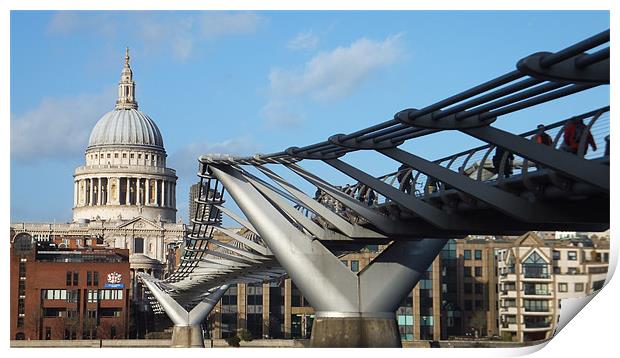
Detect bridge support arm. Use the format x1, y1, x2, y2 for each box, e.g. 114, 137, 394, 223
139, 273, 228, 347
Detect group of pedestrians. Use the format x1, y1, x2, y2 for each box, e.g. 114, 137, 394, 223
394, 118, 602, 193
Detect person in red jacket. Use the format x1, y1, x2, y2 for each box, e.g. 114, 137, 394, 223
562, 119, 597, 155
532, 124, 553, 169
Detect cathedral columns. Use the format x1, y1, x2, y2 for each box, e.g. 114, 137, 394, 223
136, 178, 141, 205
161, 180, 166, 208
106, 177, 112, 205
125, 177, 131, 205
172, 183, 176, 208
98, 177, 103, 205
74, 180, 78, 208
89, 178, 94, 206
145, 178, 150, 206
82, 179, 87, 206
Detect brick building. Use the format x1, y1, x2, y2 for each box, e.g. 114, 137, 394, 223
10, 231, 131, 340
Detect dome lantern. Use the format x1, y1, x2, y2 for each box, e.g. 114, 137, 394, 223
116, 47, 138, 110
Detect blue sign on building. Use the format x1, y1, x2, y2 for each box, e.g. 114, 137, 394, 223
104, 283, 125, 289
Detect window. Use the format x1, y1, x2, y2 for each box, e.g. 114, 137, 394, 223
73, 271, 79, 286
475, 250, 482, 260
553, 250, 561, 260
464, 267, 472, 277
138, 154, 142, 159
99, 289, 123, 300
122, 153, 127, 159
558, 283, 568, 292
464, 250, 472, 260
475, 300, 483, 309
574, 283, 584, 292
87, 290, 98, 303
568, 251, 577, 261
522, 251, 549, 278
553, 266, 561, 274
94, 272, 99, 286
593, 280, 605, 291
107, 153, 111, 158
567, 267, 580, 275
523, 299, 549, 312
114, 153, 119, 158
503, 299, 516, 308
465, 284, 473, 294
45, 327, 52, 340
524, 283, 549, 295
475, 283, 483, 294
130, 154, 134, 159
134, 237, 144, 254
351, 260, 359, 272
145, 154, 149, 160
66, 271, 72, 286
475, 267, 483, 277
87, 271, 92, 286
464, 300, 472, 310
67, 290, 79, 303
44, 289, 67, 300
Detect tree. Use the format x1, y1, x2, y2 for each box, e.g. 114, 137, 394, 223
467, 311, 487, 338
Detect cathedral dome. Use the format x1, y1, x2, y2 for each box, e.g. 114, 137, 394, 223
88, 108, 164, 149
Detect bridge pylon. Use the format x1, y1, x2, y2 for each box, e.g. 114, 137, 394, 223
209, 164, 447, 347
140, 273, 228, 347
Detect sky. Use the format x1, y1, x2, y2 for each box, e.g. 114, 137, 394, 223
10, 10, 610, 223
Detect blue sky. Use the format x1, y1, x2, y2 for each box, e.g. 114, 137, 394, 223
10, 10, 610, 223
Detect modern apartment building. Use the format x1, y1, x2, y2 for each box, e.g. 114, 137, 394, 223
496, 232, 609, 342
201, 236, 517, 343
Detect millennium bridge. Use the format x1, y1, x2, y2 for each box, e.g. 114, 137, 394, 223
139, 29, 610, 347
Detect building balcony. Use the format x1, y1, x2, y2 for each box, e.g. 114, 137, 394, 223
523, 321, 552, 331
521, 274, 552, 281
75, 165, 176, 177
523, 308, 551, 314
499, 290, 517, 298
500, 307, 518, 315
523, 290, 553, 298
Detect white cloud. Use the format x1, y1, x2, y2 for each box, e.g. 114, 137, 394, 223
269, 33, 404, 101
288, 31, 319, 51
260, 34, 405, 128
261, 100, 304, 129
11, 87, 116, 163
46, 12, 265, 61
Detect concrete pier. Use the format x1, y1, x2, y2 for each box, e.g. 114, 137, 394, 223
171, 325, 205, 348
310, 315, 401, 348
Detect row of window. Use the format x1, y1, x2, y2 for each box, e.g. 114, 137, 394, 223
65, 271, 101, 286
464, 283, 485, 295
502, 282, 585, 293
464, 299, 484, 311
42, 289, 79, 302
44, 289, 123, 301
463, 250, 483, 260
463, 266, 484, 277
90, 152, 161, 162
